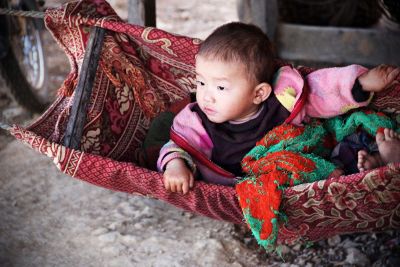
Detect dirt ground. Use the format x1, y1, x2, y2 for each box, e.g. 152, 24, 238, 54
1, 1, 399, 266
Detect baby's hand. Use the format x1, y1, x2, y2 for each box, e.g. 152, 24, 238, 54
163, 158, 194, 194
358, 64, 400, 92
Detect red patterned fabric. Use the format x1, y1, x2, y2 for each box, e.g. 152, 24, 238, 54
30, 0, 197, 162
8, 0, 400, 244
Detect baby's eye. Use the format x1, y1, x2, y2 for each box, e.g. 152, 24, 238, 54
217, 86, 225, 91
196, 80, 205, 86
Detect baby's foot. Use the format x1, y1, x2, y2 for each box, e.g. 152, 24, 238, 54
376, 128, 400, 164
357, 150, 382, 172
358, 128, 400, 172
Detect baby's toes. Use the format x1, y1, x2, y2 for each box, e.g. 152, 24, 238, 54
383, 128, 397, 140
376, 130, 385, 145
393, 131, 400, 140
357, 150, 368, 171
388, 129, 396, 139
386, 128, 399, 141
357, 164, 365, 172
358, 150, 368, 159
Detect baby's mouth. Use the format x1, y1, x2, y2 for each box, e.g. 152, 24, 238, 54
203, 107, 216, 116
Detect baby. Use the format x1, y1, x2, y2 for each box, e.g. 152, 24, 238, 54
157, 22, 400, 194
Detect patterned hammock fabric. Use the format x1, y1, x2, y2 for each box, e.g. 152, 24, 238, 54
7, 0, 400, 245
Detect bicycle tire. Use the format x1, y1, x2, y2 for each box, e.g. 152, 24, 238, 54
0, 0, 49, 113
0, 48, 47, 113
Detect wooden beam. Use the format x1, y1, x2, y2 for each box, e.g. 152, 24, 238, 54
264, 0, 278, 40
237, 0, 278, 40
128, 0, 156, 27
63, 27, 106, 150
277, 24, 400, 66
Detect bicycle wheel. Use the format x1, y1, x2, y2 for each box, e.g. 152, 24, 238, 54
0, 0, 49, 113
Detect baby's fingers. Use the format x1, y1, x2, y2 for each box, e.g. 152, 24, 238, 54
387, 68, 400, 85
182, 180, 189, 194
189, 174, 194, 188
169, 182, 177, 192
387, 67, 400, 81
175, 182, 183, 193
164, 178, 171, 191
182, 175, 194, 194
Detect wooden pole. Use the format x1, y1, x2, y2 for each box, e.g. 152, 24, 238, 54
128, 0, 156, 27
237, 0, 278, 40
63, 27, 106, 149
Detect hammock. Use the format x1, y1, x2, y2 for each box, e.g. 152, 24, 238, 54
5, 0, 400, 246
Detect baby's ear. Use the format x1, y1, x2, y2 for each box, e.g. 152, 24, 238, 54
253, 83, 272, 104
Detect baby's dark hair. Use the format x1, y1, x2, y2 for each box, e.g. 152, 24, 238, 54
198, 22, 275, 84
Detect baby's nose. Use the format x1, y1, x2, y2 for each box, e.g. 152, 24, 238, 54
203, 89, 214, 102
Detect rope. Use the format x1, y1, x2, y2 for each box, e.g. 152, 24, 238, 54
0, 8, 45, 19
0, 121, 12, 131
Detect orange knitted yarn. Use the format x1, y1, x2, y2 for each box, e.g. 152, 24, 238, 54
237, 123, 331, 251
238, 150, 317, 244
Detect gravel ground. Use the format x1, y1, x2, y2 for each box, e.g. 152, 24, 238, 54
1, 0, 399, 266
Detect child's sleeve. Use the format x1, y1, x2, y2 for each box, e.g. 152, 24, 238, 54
157, 140, 196, 173
304, 64, 372, 118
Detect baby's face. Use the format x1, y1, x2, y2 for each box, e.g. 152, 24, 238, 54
195, 55, 260, 123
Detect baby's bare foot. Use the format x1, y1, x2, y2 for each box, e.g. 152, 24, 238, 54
358, 128, 400, 172
357, 150, 382, 172
376, 128, 400, 164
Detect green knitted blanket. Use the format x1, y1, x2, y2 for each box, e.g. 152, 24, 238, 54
236, 110, 396, 252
